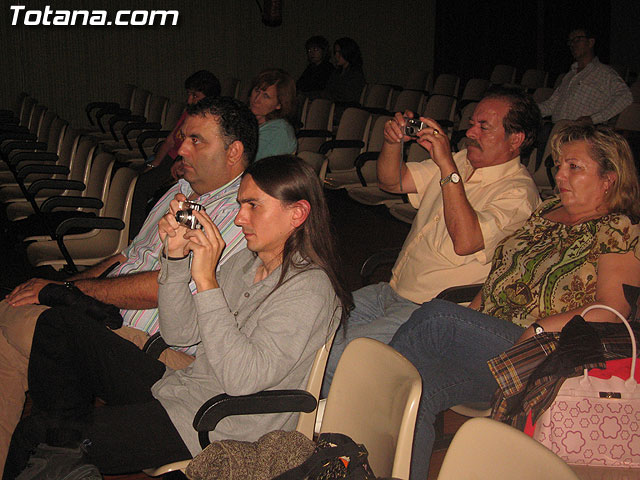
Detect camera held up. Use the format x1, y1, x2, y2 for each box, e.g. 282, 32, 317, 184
175, 201, 204, 230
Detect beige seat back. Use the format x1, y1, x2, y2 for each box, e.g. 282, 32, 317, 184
363, 84, 393, 110
521, 69, 548, 90
295, 332, 336, 439
146, 95, 169, 125
422, 95, 457, 134
297, 99, 335, 154
130, 88, 151, 117
437, 417, 579, 480
460, 78, 490, 105
320, 338, 421, 480
326, 107, 371, 171
392, 90, 424, 115
432, 74, 460, 98
27, 162, 138, 269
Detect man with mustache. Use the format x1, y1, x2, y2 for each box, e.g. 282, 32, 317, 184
323, 87, 542, 394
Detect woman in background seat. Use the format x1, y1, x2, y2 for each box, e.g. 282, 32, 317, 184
249, 69, 298, 160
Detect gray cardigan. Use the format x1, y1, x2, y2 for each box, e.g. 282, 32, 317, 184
152, 249, 340, 455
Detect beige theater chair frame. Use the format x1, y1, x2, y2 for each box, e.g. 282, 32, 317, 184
144, 334, 335, 476
26, 164, 138, 272
437, 417, 579, 480
319, 337, 421, 480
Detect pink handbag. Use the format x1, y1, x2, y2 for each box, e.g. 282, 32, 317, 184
533, 305, 640, 467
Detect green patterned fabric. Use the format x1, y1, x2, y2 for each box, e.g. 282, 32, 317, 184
480, 197, 640, 327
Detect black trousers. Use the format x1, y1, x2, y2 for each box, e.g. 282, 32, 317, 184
4, 307, 191, 478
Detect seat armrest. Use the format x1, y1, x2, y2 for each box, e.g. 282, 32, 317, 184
28, 179, 86, 197
193, 390, 317, 449
16, 165, 69, 181
296, 129, 333, 139
354, 151, 380, 186
8, 149, 55, 167
435, 284, 483, 303
122, 122, 162, 150
85, 101, 119, 125
55, 217, 125, 273
318, 139, 365, 155
359, 247, 402, 283
108, 114, 147, 141
41, 196, 102, 213
136, 130, 170, 160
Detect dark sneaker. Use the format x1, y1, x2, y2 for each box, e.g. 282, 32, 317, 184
16, 441, 102, 480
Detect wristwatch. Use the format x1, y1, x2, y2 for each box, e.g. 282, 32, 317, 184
439, 172, 461, 187
531, 322, 545, 335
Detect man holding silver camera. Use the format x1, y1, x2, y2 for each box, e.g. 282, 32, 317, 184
0, 96, 258, 472
323, 87, 542, 395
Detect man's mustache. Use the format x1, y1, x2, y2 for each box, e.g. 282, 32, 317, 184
466, 138, 481, 149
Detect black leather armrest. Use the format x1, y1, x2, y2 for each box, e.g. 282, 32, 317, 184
354, 151, 380, 186
319, 139, 365, 155
296, 129, 333, 139
85, 102, 119, 125
108, 114, 146, 141
122, 122, 162, 150
136, 130, 170, 160
8, 149, 54, 167
16, 165, 68, 181
56, 216, 124, 238
28, 179, 86, 197
96, 106, 130, 133
193, 390, 317, 449
1, 135, 39, 155
435, 284, 483, 303
41, 196, 102, 213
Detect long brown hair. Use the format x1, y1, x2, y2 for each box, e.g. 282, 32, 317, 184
243, 155, 353, 327
249, 69, 297, 125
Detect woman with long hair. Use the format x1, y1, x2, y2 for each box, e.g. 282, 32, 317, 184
249, 69, 298, 160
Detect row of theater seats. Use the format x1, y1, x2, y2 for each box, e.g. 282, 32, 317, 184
295, 66, 640, 225
0, 94, 139, 275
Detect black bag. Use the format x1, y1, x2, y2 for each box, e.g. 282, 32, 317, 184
273, 433, 377, 480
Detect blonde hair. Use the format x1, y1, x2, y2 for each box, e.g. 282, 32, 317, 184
551, 123, 640, 218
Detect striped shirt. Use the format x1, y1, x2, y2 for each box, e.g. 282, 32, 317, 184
109, 176, 245, 354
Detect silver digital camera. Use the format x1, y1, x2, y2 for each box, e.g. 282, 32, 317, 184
404, 117, 425, 137
175, 201, 204, 229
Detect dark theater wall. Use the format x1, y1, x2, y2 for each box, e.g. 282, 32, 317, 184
0, 0, 436, 125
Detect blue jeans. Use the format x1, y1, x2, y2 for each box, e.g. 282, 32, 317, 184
321, 282, 419, 397
389, 299, 524, 480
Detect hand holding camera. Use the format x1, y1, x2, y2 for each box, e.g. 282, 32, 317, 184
158, 194, 200, 257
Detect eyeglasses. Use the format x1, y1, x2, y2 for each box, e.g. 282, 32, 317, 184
567, 35, 588, 46
307, 47, 322, 53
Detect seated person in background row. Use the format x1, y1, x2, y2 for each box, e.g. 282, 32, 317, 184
249, 68, 298, 160
4, 155, 351, 478
538, 26, 632, 125
0, 96, 257, 473
322, 86, 542, 397
390, 123, 640, 480
129, 70, 222, 241
297, 35, 335, 96
324, 37, 366, 105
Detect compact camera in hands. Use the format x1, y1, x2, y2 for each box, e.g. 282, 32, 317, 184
175, 201, 204, 229
404, 117, 425, 137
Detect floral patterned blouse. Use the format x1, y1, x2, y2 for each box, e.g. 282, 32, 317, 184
479, 197, 640, 327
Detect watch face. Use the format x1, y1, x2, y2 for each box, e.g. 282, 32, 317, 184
535, 326, 544, 334
451, 173, 460, 183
